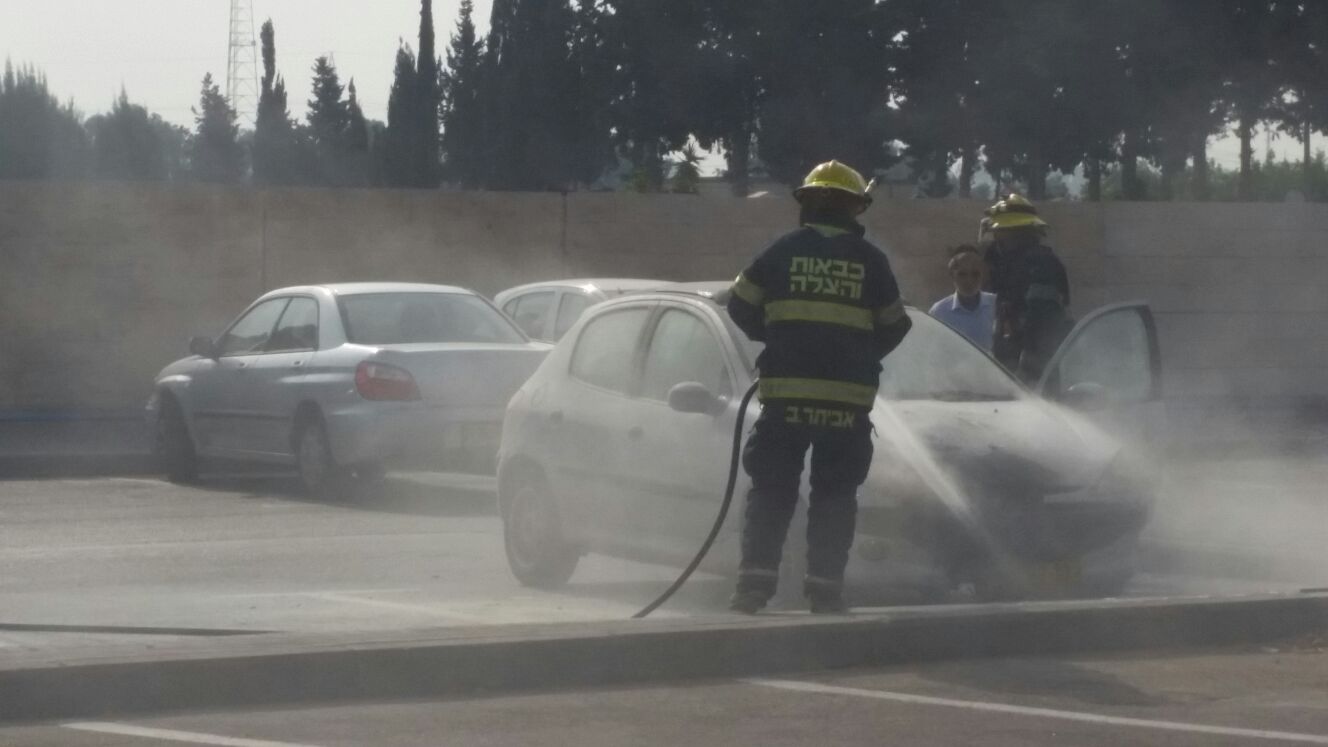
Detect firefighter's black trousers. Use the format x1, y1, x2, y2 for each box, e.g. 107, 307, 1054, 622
736, 405, 874, 598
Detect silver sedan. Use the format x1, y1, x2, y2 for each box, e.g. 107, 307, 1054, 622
498, 284, 1160, 602
148, 283, 550, 494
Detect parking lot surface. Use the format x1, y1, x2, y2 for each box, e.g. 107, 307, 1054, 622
1, 464, 1319, 655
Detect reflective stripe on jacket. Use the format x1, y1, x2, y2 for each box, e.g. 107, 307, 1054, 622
728, 223, 911, 414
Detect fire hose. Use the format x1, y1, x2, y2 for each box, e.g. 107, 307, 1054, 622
633, 380, 761, 619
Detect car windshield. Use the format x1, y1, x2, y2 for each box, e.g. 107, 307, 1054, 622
879, 312, 1023, 402
339, 292, 525, 345
729, 310, 1021, 402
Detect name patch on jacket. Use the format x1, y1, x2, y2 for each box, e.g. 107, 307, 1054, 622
784, 406, 858, 428
789, 257, 865, 300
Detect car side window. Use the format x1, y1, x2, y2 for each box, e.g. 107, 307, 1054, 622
266, 297, 319, 352
509, 291, 556, 340
1055, 308, 1155, 403
553, 292, 593, 340
569, 307, 650, 394
640, 309, 731, 401
216, 298, 289, 357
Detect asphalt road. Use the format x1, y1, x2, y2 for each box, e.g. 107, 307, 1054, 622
0, 467, 1317, 654
3, 644, 1326, 746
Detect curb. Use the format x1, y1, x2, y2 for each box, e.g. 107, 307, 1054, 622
1, 593, 1325, 724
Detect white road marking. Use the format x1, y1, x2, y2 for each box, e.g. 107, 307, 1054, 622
307, 592, 498, 624
227, 588, 419, 598
63, 721, 323, 746
745, 678, 1328, 744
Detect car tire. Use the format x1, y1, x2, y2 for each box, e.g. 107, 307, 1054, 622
503, 472, 579, 589
157, 396, 198, 484
971, 563, 1030, 602
295, 416, 348, 499
353, 462, 388, 484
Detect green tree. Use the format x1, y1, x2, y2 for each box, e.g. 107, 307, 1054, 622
699, 0, 761, 196
382, 43, 419, 187
85, 89, 184, 181
253, 19, 313, 185
888, 0, 992, 197
189, 73, 244, 183
482, 0, 589, 190
415, 0, 442, 187
440, 0, 486, 186
1218, 0, 1286, 200
343, 79, 371, 185
307, 56, 348, 171
669, 144, 702, 194
1269, 1, 1328, 195
0, 62, 88, 179
601, 0, 707, 190
749, 0, 897, 186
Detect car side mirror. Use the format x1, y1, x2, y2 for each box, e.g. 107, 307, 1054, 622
189, 336, 218, 359
1062, 381, 1109, 412
667, 382, 724, 416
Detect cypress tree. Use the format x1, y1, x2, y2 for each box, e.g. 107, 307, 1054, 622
441, 0, 485, 186
253, 19, 304, 185
189, 73, 244, 183
415, 0, 441, 186
383, 43, 419, 186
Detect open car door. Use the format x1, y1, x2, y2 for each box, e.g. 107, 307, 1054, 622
1036, 302, 1164, 443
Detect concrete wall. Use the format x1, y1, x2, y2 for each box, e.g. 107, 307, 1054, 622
1, 182, 1324, 417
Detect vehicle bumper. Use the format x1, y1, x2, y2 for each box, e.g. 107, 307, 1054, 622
324, 402, 506, 474
852, 493, 1152, 595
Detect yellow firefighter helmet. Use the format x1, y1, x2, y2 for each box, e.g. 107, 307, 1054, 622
986, 193, 1048, 230
794, 160, 875, 206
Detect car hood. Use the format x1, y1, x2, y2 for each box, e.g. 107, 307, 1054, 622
154, 356, 204, 382
866, 397, 1120, 503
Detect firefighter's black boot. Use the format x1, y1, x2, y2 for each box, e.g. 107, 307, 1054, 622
807, 589, 849, 615
729, 589, 769, 615
805, 577, 849, 615
730, 567, 778, 615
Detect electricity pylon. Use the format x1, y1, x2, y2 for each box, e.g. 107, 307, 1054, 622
226, 0, 259, 127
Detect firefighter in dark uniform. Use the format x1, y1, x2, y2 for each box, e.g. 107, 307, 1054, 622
727, 160, 912, 614
982, 195, 1071, 383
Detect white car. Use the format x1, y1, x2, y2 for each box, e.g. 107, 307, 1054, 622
497, 283, 1160, 601
494, 279, 669, 342
148, 283, 550, 494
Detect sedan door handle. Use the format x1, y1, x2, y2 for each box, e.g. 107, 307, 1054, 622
628, 426, 644, 440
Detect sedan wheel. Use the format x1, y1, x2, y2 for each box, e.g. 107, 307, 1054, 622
503, 474, 579, 588
156, 398, 198, 484
296, 418, 348, 499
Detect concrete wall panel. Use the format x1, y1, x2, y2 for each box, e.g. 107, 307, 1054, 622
5, 183, 1328, 409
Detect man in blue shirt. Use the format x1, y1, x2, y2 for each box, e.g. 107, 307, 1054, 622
929, 245, 995, 350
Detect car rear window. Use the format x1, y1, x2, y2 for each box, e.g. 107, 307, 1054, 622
338, 292, 525, 345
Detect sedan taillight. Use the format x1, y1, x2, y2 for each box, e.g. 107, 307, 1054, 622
355, 361, 421, 401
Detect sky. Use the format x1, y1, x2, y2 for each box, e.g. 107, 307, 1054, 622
0, 0, 1307, 176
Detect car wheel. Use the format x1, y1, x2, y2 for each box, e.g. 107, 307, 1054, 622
156, 397, 198, 484
971, 562, 1031, 602
353, 462, 388, 484
503, 473, 579, 588
295, 416, 348, 499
